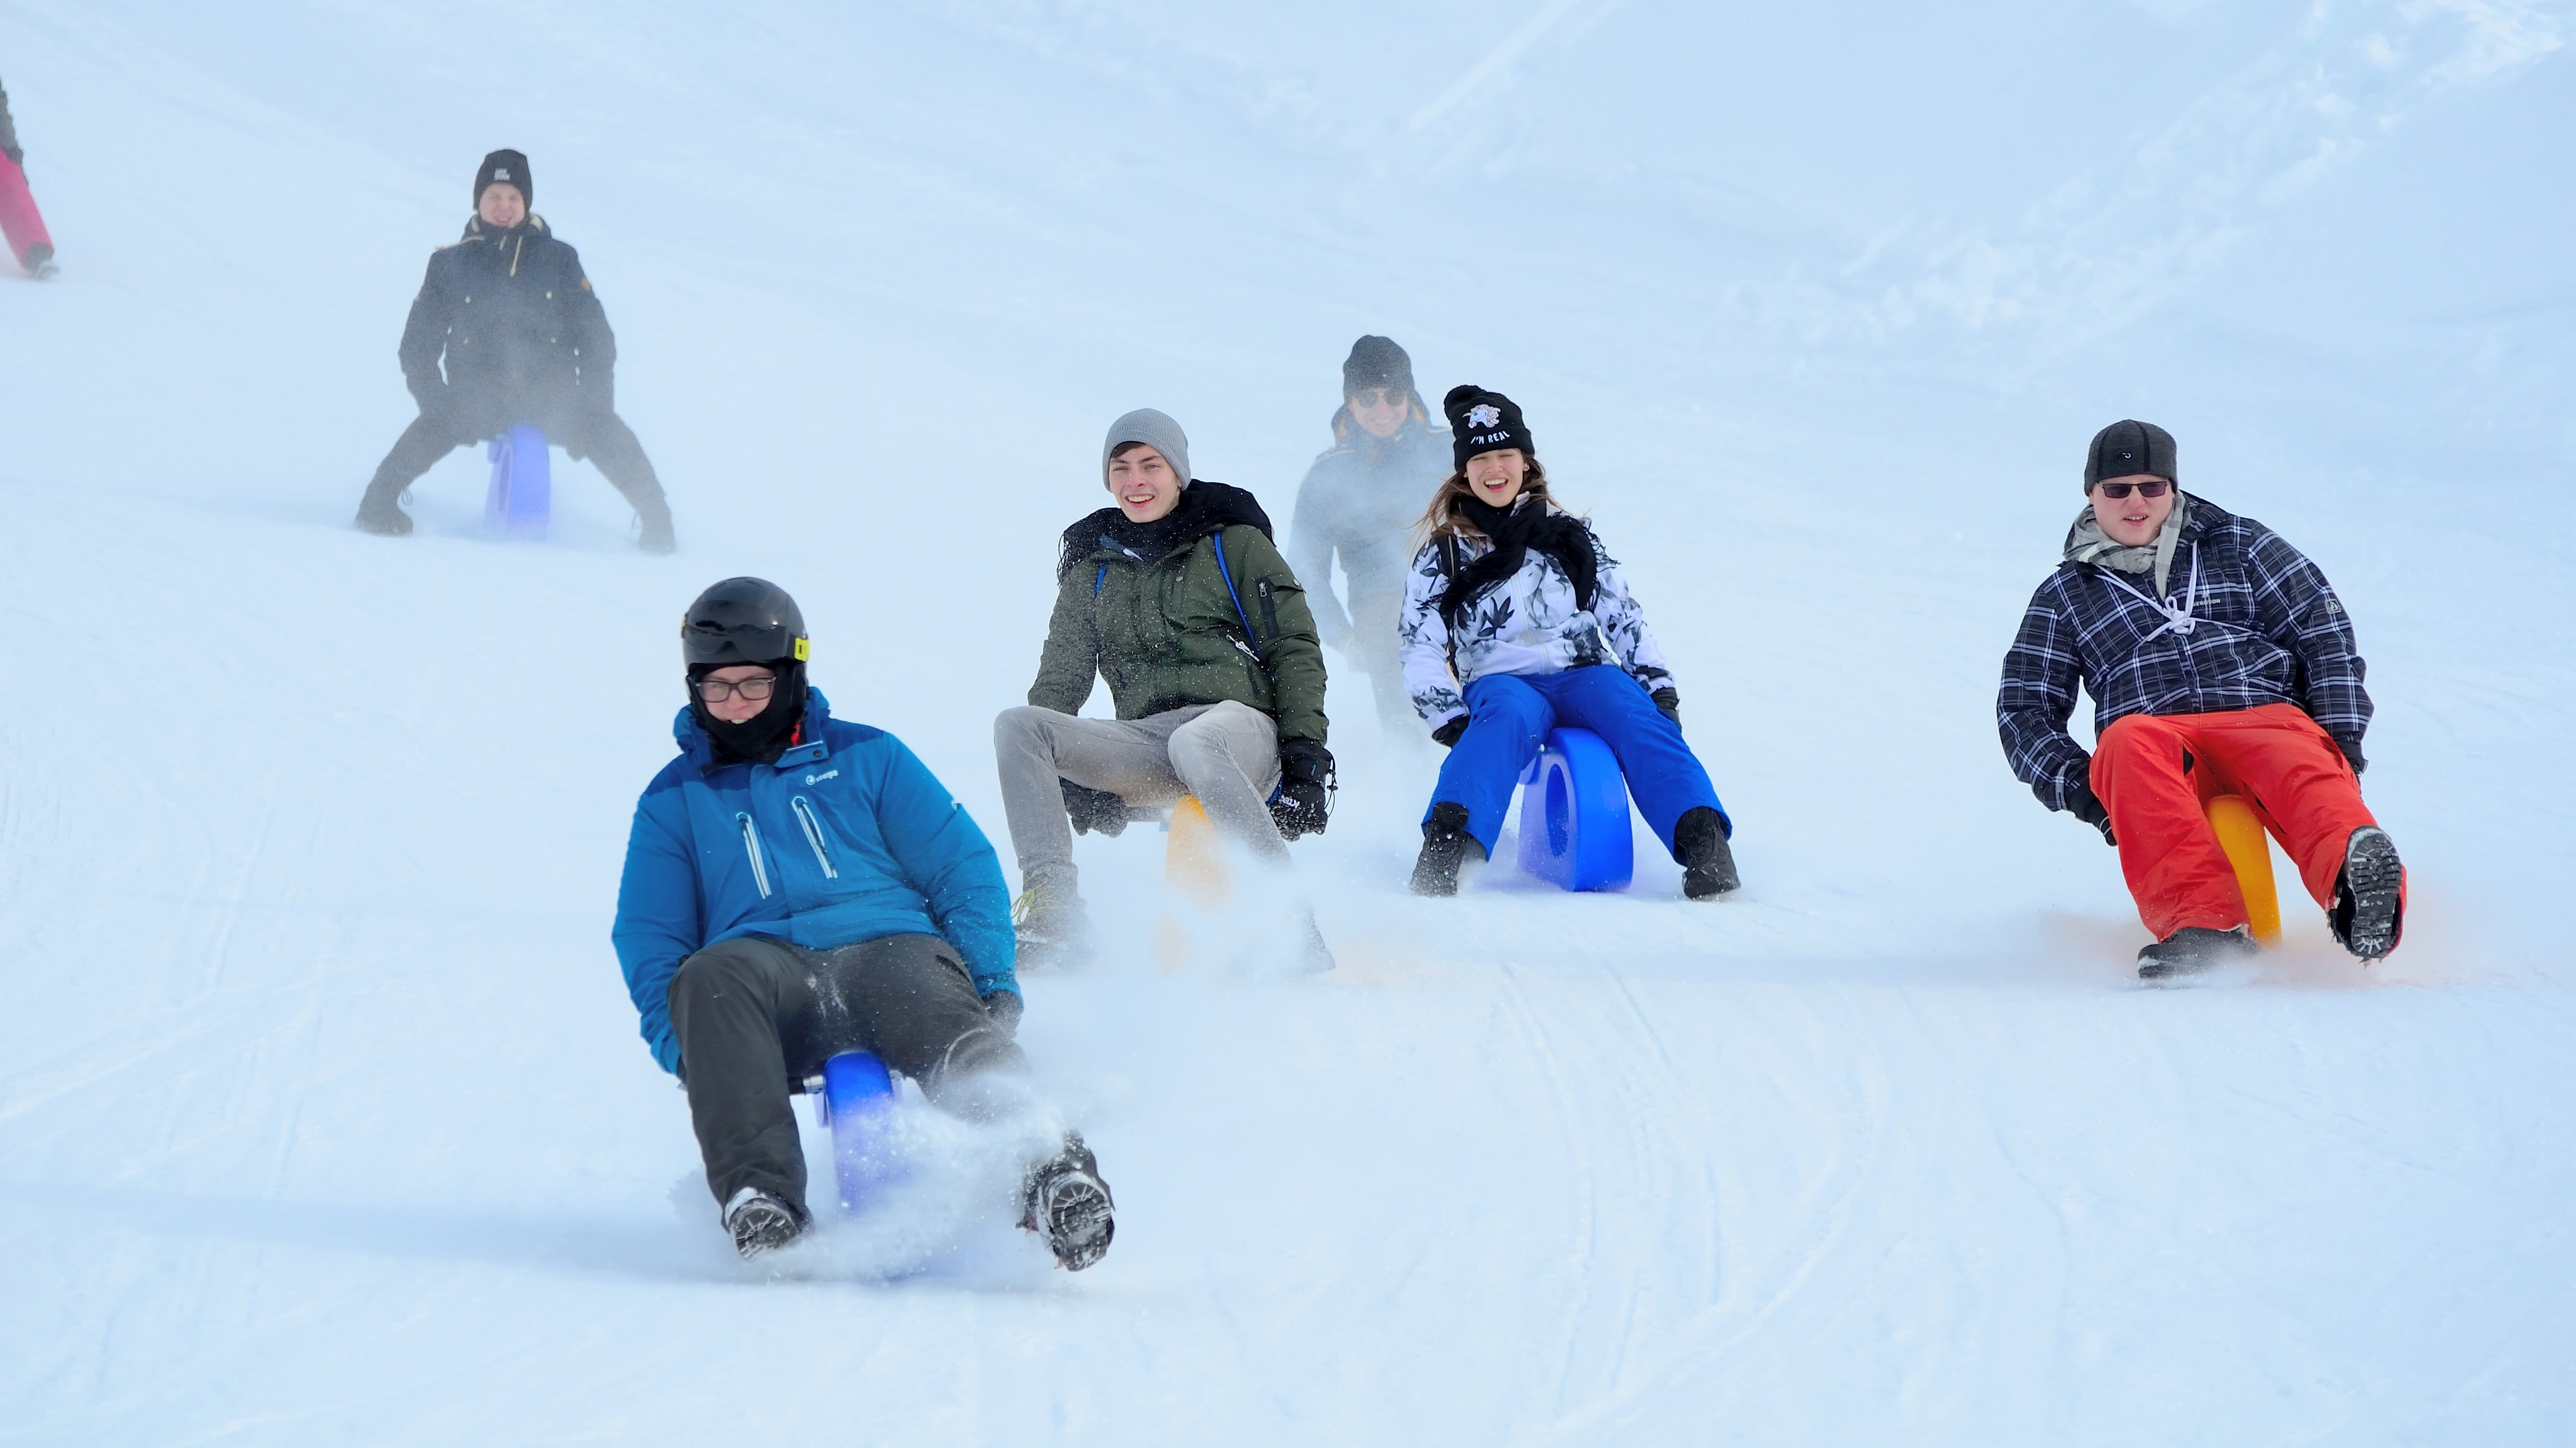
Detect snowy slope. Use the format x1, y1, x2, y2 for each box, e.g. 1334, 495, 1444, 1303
3, 1, 2573, 1442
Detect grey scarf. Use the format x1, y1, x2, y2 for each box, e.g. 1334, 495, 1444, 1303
2065, 493, 2190, 596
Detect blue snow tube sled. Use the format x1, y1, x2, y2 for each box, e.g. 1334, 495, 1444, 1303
815, 1050, 903, 1212
1516, 726, 1634, 892
483, 424, 550, 539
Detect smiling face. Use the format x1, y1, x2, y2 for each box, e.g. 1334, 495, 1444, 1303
1108, 444, 1183, 523
1348, 386, 1410, 441
477, 183, 526, 229
2090, 474, 2175, 548
698, 664, 777, 724
1464, 448, 1529, 508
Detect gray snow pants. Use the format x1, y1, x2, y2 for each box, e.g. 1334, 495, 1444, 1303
360, 407, 671, 519
667, 933, 1022, 1218
992, 701, 1286, 891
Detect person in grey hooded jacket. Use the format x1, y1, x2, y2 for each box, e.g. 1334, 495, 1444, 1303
1286, 336, 1453, 729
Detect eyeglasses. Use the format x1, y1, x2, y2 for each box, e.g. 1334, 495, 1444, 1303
695, 674, 780, 702
2090, 480, 2172, 500
1349, 388, 1405, 410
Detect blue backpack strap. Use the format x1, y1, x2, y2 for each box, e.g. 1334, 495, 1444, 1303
1210, 526, 1266, 666
1094, 561, 1108, 596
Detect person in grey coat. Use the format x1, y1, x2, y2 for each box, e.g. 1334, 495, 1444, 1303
1286, 336, 1453, 729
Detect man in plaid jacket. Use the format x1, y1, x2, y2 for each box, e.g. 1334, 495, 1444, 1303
1998, 420, 2406, 978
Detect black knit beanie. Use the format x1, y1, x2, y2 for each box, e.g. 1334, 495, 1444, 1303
475, 148, 532, 207
1444, 385, 1533, 471
2085, 419, 2177, 486
1343, 335, 1414, 400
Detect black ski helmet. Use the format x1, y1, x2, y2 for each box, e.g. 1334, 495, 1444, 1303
681, 577, 808, 669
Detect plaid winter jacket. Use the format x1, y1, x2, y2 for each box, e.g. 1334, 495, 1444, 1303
1997, 494, 2371, 812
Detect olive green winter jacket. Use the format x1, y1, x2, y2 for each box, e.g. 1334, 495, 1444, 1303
1029, 489, 1330, 746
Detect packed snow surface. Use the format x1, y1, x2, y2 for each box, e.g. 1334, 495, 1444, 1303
4, 1, 2573, 1442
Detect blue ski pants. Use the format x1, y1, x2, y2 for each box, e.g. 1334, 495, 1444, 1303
1424, 666, 1730, 859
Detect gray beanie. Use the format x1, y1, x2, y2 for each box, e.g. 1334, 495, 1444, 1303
1101, 408, 1192, 490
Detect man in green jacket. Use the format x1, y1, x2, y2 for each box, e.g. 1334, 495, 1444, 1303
995, 409, 1336, 970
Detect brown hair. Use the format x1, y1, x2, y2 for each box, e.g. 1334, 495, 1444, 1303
1413, 456, 1553, 548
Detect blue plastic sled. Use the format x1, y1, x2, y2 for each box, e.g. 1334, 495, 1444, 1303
1516, 726, 1635, 892
482, 425, 550, 539
814, 1050, 903, 1212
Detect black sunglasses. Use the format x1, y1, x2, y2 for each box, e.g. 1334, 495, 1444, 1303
1349, 387, 1406, 409
2091, 480, 2171, 500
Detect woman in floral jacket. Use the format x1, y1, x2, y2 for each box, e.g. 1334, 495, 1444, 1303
1397, 386, 1737, 899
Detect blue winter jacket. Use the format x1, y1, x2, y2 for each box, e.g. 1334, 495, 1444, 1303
611, 689, 1016, 1074
1997, 495, 2371, 814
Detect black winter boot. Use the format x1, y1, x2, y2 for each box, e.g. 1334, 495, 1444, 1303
2330, 826, 2405, 961
2136, 924, 2258, 980
636, 493, 677, 554
1409, 802, 1481, 897
1021, 1133, 1115, 1271
1674, 807, 1738, 899
722, 1185, 806, 1260
353, 485, 413, 536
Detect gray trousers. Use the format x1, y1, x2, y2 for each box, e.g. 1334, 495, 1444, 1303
993, 701, 1286, 889
1343, 588, 1413, 729
668, 933, 1023, 1218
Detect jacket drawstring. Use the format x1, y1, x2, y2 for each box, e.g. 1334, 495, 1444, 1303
2099, 545, 2203, 639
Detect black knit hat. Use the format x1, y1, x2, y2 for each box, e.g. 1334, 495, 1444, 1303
475, 148, 532, 207
1342, 335, 1414, 400
2085, 419, 2177, 487
1444, 385, 1533, 471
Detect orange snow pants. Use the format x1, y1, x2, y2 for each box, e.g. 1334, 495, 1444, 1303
2089, 703, 2394, 941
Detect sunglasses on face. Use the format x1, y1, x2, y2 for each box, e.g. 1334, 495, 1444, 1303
1349, 388, 1405, 410
695, 674, 779, 702
2091, 480, 2171, 500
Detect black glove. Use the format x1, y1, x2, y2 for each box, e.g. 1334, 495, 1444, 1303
2333, 734, 2367, 776
1270, 739, 1336, 840
1061, 779, 1128, 837
2064, 780, 2118, 847
981, 989, 1023, 1038
1431, 716, 1468, 749
1651, 688, 1682, 727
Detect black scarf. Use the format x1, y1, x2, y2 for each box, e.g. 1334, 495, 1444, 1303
689, 665, 809, 767
1059, 479, 1276, 574
1440, 495, 1598, 630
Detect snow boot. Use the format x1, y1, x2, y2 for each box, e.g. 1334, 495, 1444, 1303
636, 494, 677, 554
2329, 826, 2405, 961
1674, 807, 1739, 899
1296, 906, 1336, 973
1011, 872, 1092, 970
721, 1185, 806, 1260
1409, 802, 1482, 897
1021, 1134, 1115, 1271
2136, 923, 2258, 980
353, 490, 414, 536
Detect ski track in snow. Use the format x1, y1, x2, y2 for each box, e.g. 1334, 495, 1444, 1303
3, 1, 2573, 1443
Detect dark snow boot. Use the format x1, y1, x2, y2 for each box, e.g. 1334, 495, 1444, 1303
636, 495, 677, 554
1021, 1134, 1115, 1271
2329, 826, 2405, 961
1409, 802, 1481, 897
353, 489, 414, 536
1674, 807, 1739, 899
722, 1186, 806, 1260
2136, 924, 2258, 980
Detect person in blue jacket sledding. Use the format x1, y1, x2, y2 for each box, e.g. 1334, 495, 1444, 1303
1398, 386, 1740, 899
612, 577, 1113, 1268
